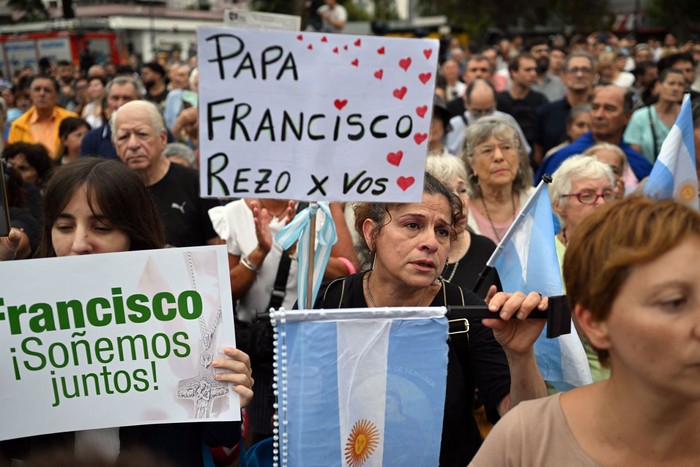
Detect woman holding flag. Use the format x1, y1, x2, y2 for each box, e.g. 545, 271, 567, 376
471, 196, 700, 466
315, 172, 548, 465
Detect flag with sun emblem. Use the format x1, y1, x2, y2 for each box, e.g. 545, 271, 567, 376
273, 307, 448, 466
644, 93, 699, 210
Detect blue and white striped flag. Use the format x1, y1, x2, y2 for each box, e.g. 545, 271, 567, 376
273, 308, 448, 467
644, 93, 699, 210
275, 202, 337, 308
490, 181, 592, 392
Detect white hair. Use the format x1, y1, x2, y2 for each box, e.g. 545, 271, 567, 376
110, 100, 166, 143
549, 155, 616, 228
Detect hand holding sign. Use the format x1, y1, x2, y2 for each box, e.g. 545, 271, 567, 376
198, 28, 439, 202
213, 347, 254, 409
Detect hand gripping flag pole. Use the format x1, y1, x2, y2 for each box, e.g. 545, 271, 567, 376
471, 174, 552, 294
465, 174, 571, 338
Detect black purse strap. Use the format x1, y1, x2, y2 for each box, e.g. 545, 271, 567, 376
648, 106, 659, 161
266, 202, 309, 310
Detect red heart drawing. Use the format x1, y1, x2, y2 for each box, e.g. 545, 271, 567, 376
397, 176, 415, 191
354, 39, 361, 47
297, 34, 303, 41
392, 86, 407, 100
423, 49, 432, 59
416, 105, 428, 118
377, 46, 385, 55
333, 47, 339, 54
418, 72, 432, 84
374, 69, 383, 79
386, 151, 403, 166
308, 44, 313, 50
351, 59, 359, 67
413, 133, 428, 145
321, 36, 328, 43
334, 99, 348, 110
343, 45, 348, 50
399, 57, 412, 71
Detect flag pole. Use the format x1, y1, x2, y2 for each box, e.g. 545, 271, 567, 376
305, 201, 317, 309
472, 174, 553, 293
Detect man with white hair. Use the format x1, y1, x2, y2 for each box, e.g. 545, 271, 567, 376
112, 100, 218, 247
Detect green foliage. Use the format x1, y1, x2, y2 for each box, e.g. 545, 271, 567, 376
416, 0, 612, 39
249, 0, 304, 15
7, 0, 49, 21
344, 1, 371, 21
250, 0, 388, 22
646, 0, 700, 41
373, 0, 399, 20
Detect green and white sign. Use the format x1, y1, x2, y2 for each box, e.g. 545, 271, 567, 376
0, 246, 239, 441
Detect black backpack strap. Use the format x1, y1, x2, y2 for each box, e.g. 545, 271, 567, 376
267, 251, 291, 310
647, 106, 659, 161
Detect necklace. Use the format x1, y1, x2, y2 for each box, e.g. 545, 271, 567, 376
177, 252, 227, 419
364, 271, 424, 308
480, 195, 516, 242
443, 260, 460, 283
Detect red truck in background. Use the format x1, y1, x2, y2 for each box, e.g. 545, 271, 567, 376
0, 30, 125, 79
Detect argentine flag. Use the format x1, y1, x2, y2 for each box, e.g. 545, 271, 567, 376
274, 308, 448, 467
644, 94, 699, 210
491, 181, 592, 392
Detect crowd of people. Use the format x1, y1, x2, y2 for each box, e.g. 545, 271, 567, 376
1, 24, 700, 467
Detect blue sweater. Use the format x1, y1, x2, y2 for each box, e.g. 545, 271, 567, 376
536, 131, 653, 184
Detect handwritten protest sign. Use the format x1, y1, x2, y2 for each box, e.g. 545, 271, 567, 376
0, 246, 238, 441
197, 27, 439, 202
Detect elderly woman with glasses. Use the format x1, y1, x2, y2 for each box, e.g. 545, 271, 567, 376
462, 115, 534, 244
549, 155, 616, 250
549, 154, 616, 382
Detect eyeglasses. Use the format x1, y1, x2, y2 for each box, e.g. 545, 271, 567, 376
470, 107, 495, 119
567, 67, 593, 75
561, 189, 615, 205
474, 141, 518, 158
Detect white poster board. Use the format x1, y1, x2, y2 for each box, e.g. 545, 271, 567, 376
197, 27, 439, 202
224, 10, 302, 31
0, 246, 239, 441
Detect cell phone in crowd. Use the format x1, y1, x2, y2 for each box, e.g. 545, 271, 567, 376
182, 90, 198, 109
0, 160, 11, 237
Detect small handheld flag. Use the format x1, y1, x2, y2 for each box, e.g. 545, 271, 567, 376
272, 307, 449, 467
486, 176, 592, 392
644, 93, 699, 210
275, 202, 337, 308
